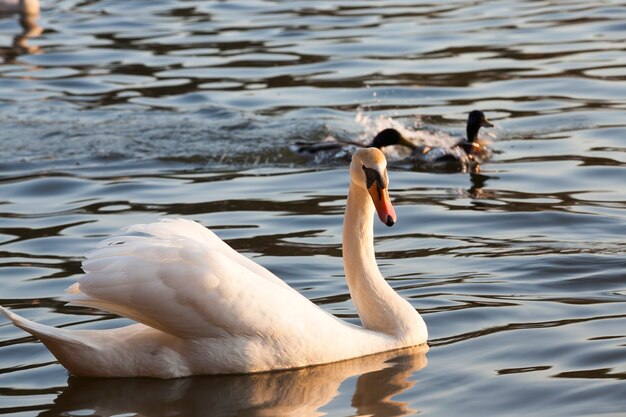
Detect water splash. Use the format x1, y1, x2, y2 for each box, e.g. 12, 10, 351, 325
353, 109, 482, 148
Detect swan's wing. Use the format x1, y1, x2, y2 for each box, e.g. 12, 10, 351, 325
127, 219, 294, 291
64, 219, 323, 339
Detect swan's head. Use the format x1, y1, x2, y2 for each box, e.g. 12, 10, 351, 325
350, 148, 397, 227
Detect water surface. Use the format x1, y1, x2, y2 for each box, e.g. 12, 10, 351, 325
0, 0, 625, 416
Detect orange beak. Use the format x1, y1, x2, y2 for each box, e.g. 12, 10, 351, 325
368, 183, 397, 227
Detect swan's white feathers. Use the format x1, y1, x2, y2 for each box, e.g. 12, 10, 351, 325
66, 219, 324, 340
124, 219, 294, 290
0, 306, 88, 347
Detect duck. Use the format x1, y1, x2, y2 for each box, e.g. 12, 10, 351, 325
291, 111, 493, 170
407, 110, 494, 169
0, 148, 428, 378
445, 109, 494, 161
291, 128, 416, 159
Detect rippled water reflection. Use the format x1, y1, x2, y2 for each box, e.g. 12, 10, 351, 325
1, 0, 625, 416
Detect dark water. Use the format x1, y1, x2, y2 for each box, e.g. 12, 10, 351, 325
1, 0, 625, 416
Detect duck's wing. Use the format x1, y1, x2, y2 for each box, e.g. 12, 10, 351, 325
290, 141, 344, 155
415, 146, 465, 163
64, 219, 326, 340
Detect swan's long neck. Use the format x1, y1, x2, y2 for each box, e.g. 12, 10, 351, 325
342, 182, 423, 339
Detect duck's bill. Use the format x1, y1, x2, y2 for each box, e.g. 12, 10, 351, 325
368, 184, 397, 227
399, 136, 417, 150
482, 117, 494, 128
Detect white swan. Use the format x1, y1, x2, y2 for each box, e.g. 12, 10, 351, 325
0, 148, 427, 378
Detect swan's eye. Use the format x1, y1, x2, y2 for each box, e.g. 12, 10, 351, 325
362, 165, 387, 190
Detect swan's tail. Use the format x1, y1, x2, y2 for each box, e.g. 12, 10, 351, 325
0, 306, 80, 344
1, 306, 184, 377
0, 306, 98, 375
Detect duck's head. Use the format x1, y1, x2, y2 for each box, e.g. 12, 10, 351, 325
350, 148, 397, 227
369, 128, 416, 150
467, 110, 494, 143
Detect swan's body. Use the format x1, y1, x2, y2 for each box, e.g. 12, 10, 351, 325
42, 346, 427, 417
1, 148, 427, 378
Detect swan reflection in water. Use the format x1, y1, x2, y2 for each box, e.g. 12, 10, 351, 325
39, 345, 428, 417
